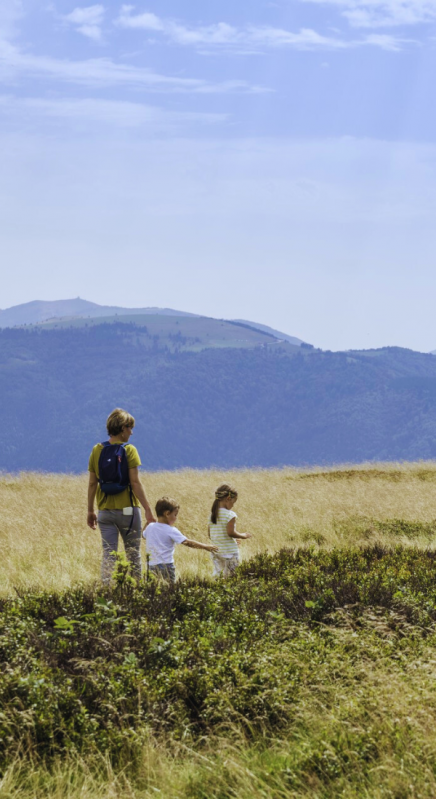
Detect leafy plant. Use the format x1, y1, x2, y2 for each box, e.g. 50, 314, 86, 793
2, 546, 436, 775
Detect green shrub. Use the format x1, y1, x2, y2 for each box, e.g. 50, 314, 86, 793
2, 546, 436, 772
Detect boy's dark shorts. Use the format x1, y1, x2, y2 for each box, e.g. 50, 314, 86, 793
149, 563, 176, 583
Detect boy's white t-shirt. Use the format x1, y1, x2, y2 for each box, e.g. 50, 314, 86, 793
144, 522, 187, 566
209, 508, 239, 558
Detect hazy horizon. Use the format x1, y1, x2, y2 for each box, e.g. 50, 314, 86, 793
1, 295, 435, 353
1, 1, 434, 351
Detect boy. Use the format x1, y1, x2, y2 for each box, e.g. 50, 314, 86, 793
144, 497, 218, 582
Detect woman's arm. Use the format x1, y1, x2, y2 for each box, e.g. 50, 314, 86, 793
129, 467, 156, 524
226, 518, 252, 540
87, 472, 98, 530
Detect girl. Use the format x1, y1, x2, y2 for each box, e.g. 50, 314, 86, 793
208, 484, 252, 577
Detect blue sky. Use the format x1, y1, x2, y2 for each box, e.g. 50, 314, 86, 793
1, 0, 436, 350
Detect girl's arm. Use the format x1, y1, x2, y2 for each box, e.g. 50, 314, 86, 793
226, 518, 252, 540
182, 539, 219, 553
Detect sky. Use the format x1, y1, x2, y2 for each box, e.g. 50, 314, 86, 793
1, 1, 436, 351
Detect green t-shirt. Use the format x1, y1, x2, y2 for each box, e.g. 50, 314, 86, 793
88, 443, 141, 511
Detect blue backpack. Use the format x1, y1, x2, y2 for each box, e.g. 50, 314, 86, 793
98, 442, 132, 502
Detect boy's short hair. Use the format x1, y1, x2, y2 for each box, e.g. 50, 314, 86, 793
106, 408, 135, 436
156, 497, 180, 517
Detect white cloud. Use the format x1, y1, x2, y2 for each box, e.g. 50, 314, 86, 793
0, 40, 260, 92
247, 26, 349, 48
63, 5, 105, 41
116, 6, 163, 30
65, 5, 104, 25
363, 32, 404, 47
0, 0, 23, 39
115, 6, 409, 50
0, 95, 227, 131
300, 0, 436, 28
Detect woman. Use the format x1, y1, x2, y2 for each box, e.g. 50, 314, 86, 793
87, 408, 155, 582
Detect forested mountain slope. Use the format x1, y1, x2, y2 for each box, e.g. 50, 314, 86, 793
1, 324, 436, 472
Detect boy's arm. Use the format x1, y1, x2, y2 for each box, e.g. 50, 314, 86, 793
182, 539, 219, 553
128, 467, 156, 524
226, 518, 252, 540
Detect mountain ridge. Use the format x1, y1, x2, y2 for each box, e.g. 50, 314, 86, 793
0, 298, 307, 346
232, 319, 305, 347
0, 298, 199, 328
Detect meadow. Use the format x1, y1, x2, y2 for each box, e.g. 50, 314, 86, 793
2, 464, 436, 798
2, 462, 436, 593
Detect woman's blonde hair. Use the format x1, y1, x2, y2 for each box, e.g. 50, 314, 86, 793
106, 408, 135, 437
211, 484, 238, 525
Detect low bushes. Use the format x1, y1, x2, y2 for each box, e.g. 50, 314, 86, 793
1, 546, 436, 772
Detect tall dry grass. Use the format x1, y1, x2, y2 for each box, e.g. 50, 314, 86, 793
1, 462, 436, 594
2, 463, 436, 797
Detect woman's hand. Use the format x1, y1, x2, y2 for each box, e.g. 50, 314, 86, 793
87, 511, 97, 530
145, 507, 156, 524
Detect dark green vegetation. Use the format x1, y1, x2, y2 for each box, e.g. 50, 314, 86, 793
2, 324, 436, 471
3, 545, 436, 793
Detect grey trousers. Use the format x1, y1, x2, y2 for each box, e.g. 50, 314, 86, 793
98, 508, 142, 583
149, 563, 176, 583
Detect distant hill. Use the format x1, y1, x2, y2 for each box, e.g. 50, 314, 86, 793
0, 298, 307, 347
233, 319, 305, 347
0, 298, 199, 329
37, 313, 298, 352
1, 324, 436, 472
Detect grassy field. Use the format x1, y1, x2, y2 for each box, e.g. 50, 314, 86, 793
1, 462, 436, 594
2, 463, 436, 798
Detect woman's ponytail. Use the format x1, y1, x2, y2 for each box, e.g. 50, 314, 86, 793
210, 484, 238, 525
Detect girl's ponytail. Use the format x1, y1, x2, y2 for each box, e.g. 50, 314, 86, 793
210, 484, 238, 524
211, 498, 220, 525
